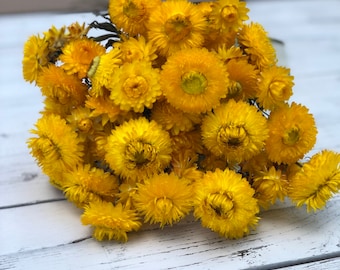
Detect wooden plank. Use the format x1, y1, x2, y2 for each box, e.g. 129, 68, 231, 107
279, 257, 340, 270
1, 197, 340, 269
0, 200, 89, 256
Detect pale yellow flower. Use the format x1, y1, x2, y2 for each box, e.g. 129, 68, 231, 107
194, 168, 259, 239
288, 150, 340, 212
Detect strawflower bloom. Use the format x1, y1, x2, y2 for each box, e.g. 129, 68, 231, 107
86, 94, 130, 125
201, 99, 269, 163
59, 38, 106, 79
265, 102, 317, 164
22, 34, 49, 83
147, 0, 206, 56
252, 166, 289, 209
257, 66, 294, 110
81, 201, 142, 242
109, 60, 162, 113
224, 59, 259, 100
288, 150, 340, 212
134, 173, 193, 227
87, 47, 122, 97
108, 0, 160, 36
62, 164, 119, 208
114, 35, 158, 64
27, 114, 84, 187
194, 168, 259, 239
37, 65, 87, 106
238, 22, 277, 70
161, 48, 229, 113
209, 0, 249, 32
105, 117, 173, 182
151, 99, 202, 135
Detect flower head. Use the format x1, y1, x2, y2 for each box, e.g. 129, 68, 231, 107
63, 164, 119, 208
105, 117, 172, 182
151, 99, 202, 135
288, 150, 340, 212
108, 0, 160, 36
238, 22, 277, 70
147, 0, 206, 56
265, 102, 317, 164
22, 34, 49, 83
134, 173, 193, 227
86, 94, 132, 125
87, 47, 122, 97
161, 48, 229, 113
194, 168, 259, 239
59, 38, 105, 79
252, 166, 289, 209
27, 114, 84, 187
210, 0, 249, 32
37, 65, 87, 106
257, 66, 294, 110
224, 59, 259, 100
81, 201, 142, 242
114, 35, 158, 64
201, 99, 269, 163
109, 60, 162, 113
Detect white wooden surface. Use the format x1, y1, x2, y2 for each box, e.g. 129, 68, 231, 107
1, 0, 340, 269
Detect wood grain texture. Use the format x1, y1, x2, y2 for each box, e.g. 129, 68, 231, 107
1, 0, 340, 269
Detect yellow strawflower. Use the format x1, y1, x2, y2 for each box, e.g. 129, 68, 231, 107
224, 59, 259, 100
59, 38, 105, 79
27, 114, 84, 188
81, 201, 142, 242
22, 34, 49, 83
37, 65, 87, 107
257, 65, 294, 110
210, 0, 249, 32
108, 0, 160, 36
62, 164, 119, 208
108, 60, 162, 113
265, 102, 317, 164
161, 48, 229, 113
105, 117, 172, 182
201, 99, 269, 163
238, 22, 277, 70
86, 94, 133, 125
147, 0, 206, 56
114, 35, 158, 64
194, 168, 259, 239
252, 166, 289, 209
87, 47, 122, 97
288, 150, 340, 212
151, 99, 202, 135
134, 173, 193, 227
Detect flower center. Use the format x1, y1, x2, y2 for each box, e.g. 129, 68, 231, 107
217, 124, 249, 147
282, 126, 300, 146
228, 81, 242, 98
164, 14, 193, 42
37, 137, 61, 161
206, 192, 234, 217
123, 1, 145, 20
78, 118, 93, 133
125, 140, 156, 169
181, 71, 207, 95
269, 81, 287, 101
123, 75, 148, 99
221, 5, 238, 23
155, 197, 173, 215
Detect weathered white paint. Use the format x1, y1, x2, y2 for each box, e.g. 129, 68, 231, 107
1, 0, 340, 269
